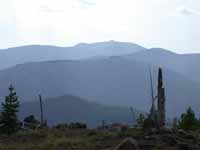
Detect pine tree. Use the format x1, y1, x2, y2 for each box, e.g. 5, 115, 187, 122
0, 85, 20, 135
178, 107, 199, 131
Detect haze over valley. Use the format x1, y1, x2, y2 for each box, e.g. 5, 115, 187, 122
0, 41, 199, 124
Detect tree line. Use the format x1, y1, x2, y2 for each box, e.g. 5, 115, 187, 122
0, 85, 199, 135
136, 107, 200, 131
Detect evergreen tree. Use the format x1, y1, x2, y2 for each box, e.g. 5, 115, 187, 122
136, 113, 145, 127
178, 107, 199, 131
0, 85, 20, 135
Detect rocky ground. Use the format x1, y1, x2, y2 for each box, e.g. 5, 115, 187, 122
0, 128, 199, 150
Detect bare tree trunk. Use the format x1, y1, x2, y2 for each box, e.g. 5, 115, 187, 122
39, 94, 44, 127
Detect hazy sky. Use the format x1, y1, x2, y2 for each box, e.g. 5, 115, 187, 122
0, 0, 200, 53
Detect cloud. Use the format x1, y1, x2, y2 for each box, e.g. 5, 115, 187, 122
77, 0, 96, 6
39, 5, 64, 13
1, 0, 200, 53
177, 6, 200, 16
39, 0, 96, 13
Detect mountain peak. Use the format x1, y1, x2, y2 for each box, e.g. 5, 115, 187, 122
149, 48, 178, 55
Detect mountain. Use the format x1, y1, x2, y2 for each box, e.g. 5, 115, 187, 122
1, 41, 200, 84
0, 41, 145, 70
0, 58, 199, 118
19, 95, 137, 127
0, 41, 200, 118
124, 48, 200, 83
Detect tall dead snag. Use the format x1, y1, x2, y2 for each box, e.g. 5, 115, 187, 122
148, 67, 157, 125
157, 68, 166, 128
39, 94, 44, 127
147, 67, 166, 129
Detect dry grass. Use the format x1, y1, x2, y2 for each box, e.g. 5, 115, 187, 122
0, 128, 200, 150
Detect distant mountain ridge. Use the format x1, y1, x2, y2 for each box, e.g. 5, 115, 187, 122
0, 41, 146, 70
0, 41, 200, 83
0, 58, 199, 118
19, 94, 138, 127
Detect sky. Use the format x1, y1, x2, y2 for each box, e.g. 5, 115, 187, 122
0, 0, 200, 53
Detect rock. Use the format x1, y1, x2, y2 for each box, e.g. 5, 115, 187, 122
158, 128, 173, 134
162, 135, 178, 146
178, 129, 187, 136
113, 138, 139, 150
185, 133, 195, 140
177, 143, 189, 150
144, 135, 157, 141
145, 128, 157, 136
